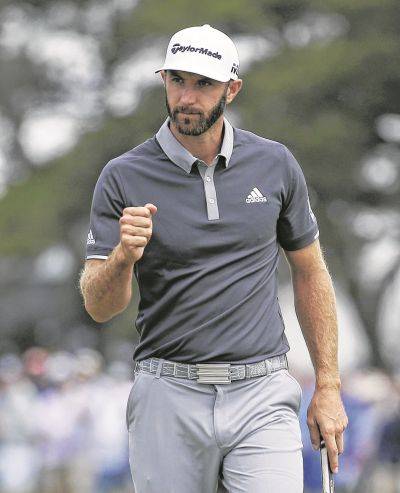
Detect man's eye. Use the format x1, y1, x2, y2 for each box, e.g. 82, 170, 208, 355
198, 80, 211, 87
172, 77, 183, 83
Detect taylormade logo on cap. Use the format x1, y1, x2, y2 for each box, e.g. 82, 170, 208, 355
171, 43, 222, 59
156, 24, 240, 83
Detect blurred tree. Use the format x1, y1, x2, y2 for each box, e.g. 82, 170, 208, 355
0, 0, 399, 369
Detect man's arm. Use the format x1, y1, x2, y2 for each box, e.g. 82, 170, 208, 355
80, 204, 157, 323
284, 239, 348, 474
79, 244, 134, 323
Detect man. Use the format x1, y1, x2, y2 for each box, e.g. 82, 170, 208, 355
80, 24, 348, 492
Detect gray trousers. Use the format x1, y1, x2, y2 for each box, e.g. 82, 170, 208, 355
126, 361, 303, 492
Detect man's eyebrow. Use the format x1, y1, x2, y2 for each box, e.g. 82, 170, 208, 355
169, 70, 182, 78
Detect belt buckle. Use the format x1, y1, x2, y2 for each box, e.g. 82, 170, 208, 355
195, 363, 231, 384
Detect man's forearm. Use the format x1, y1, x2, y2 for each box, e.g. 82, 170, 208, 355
80, 243, 134, 322
292, 266, 340, 389
285, 243, 347, 468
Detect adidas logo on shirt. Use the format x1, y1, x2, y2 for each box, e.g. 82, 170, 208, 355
87, 229, 95, 245
245, 187, 267, 203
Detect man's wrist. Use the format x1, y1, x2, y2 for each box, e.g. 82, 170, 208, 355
315, 375, 341, 391
113, 243, 135, 269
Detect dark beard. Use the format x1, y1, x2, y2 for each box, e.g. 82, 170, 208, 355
165, 86, 228, 136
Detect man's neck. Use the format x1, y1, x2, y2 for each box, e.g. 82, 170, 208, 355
169, 116, 224, 166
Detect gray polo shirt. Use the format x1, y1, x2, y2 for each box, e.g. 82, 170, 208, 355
85, 117, 319, 364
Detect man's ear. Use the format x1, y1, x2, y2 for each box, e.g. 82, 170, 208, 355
226, 79, 242, 104
160, 70, 167, 85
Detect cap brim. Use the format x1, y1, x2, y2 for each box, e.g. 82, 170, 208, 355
154, 62, 231, 82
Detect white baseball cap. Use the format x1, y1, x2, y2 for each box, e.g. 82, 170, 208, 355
156, 24, 239, 82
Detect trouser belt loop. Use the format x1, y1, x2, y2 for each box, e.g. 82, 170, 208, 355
283, 353, 289, 371
155, 358, 165, 379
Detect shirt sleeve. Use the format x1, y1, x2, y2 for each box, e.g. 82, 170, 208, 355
277, 146, 319, 251
85, 162, 126, 260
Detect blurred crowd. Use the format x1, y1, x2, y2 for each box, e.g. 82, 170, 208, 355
0, 347, 133, 493
1, 348, 400, 493
300, 367, 400, 493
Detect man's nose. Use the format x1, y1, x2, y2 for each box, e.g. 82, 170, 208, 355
179, 87, 197, 105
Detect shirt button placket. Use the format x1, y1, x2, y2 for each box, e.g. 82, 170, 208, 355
204, 167, 219, 220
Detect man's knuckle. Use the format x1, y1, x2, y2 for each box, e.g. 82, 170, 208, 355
136, 207, 149, 217
323, 420, 335, 431
133, 235, 145, 244
136, 227, 149, 237
325, 426, 335, 435
135, 217, 147, 227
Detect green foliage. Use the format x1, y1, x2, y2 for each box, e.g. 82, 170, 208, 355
117, 0, 275, 43
0, 88, 165, 256
239, 35, 399, 192
1, 0, 399, 364
1, 0, 399, 256
309, 0, 397, 11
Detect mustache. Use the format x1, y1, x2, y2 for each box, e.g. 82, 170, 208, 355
173, 107, 203, 115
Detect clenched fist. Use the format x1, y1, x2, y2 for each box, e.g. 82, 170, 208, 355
118, 203, 157, 265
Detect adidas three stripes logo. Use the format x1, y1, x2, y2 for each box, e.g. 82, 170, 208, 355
87, 229, 95, 245
245, 187, 267, 203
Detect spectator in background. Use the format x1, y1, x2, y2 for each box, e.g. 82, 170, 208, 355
372, 374, 400, 493
0, 354, 40, 493
301, 369, 398, 493
0, 347, 134, 493
2, 345, 398, 493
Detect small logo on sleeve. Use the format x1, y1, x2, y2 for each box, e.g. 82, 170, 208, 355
87, 229, 95, 245
245, 187, 267, 203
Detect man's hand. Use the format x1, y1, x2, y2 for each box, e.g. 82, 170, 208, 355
307, 386, 348, 474
118, 203, 157, 264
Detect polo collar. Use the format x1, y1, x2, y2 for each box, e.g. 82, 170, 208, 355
156, 117, 234, 174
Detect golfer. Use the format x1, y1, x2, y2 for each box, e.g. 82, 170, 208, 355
80, 24, 348, 492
